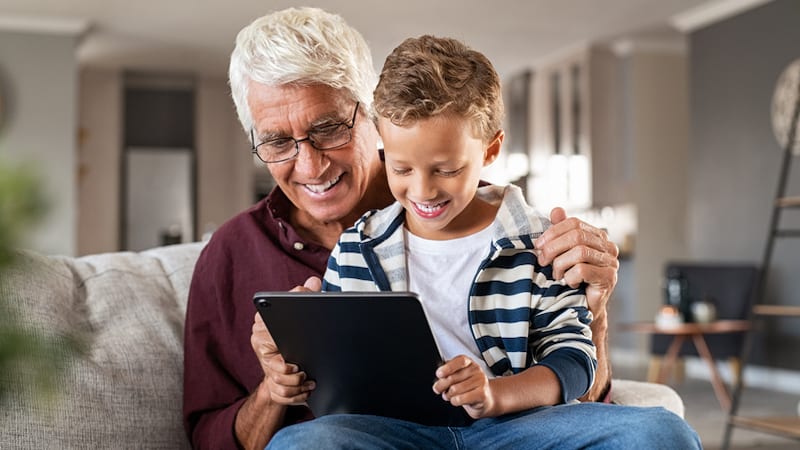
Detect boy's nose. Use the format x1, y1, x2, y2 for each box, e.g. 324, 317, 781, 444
411, 175, 437, 200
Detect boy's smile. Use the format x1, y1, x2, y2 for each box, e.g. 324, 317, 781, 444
411, 200, 450, 219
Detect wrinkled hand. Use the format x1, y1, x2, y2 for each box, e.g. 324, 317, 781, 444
534, 207, 619, 316
251, 312, 315, 405
250, 276, 321, 404
432, 355, 496, 419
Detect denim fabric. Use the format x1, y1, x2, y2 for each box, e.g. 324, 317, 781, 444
266, 403, 702, 449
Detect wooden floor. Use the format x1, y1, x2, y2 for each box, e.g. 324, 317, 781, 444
613, 362, 800, 450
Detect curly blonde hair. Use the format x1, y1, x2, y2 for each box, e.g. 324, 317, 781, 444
373, 35, 503, 142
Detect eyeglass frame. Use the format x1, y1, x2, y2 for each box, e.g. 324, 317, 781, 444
250, 101, 360, 164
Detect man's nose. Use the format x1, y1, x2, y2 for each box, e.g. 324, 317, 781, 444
292, 141, 329, 176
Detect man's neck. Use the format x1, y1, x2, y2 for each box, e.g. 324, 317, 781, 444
291, 169, 395, 250
290, 211, 347, 250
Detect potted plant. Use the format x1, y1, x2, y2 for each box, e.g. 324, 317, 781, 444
0, 161, 79, 405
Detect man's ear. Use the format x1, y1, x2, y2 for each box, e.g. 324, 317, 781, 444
483, 130, 504, 166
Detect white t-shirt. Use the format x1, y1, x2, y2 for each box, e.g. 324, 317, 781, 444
404, 224, 495, 377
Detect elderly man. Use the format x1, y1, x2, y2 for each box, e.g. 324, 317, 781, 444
183, 7, 698, 450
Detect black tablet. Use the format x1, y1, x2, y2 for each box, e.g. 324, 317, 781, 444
252, 291, 473, 427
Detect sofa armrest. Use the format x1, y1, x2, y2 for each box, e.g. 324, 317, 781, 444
1, 242, 204, 449
610, 378, 685, 418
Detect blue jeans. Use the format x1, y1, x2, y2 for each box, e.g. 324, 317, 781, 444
266, 403, 702, 449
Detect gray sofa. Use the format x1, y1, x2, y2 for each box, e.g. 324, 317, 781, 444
0, 242, 684, 449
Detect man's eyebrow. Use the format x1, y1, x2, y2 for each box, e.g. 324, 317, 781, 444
256, 130, 286, 142
255, 108, 347, 141
308, 110, 345, 127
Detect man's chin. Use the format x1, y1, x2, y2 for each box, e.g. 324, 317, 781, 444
302, 200, 358, 224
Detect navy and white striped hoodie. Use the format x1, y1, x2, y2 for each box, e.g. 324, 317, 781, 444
323, 184, 596, 402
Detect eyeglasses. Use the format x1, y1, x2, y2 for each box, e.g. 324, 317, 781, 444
251, 102, 360, 164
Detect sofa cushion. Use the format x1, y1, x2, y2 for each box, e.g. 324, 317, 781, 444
611, 379, 685, 418
0, 242, 204, 449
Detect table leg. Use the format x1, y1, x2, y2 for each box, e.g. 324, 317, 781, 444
692, 333, 731, 411
658, 335, 686, 383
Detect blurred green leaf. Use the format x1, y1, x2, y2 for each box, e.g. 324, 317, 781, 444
0, 159, 78, 406
0, 162, 47, 267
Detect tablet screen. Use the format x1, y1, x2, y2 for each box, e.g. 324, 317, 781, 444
253, 291, 473, 426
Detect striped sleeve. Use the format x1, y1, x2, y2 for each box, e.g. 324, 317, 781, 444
529, 278, 596, 401
469, 248, 596, 401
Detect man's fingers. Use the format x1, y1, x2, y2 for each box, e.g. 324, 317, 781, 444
290, 276, 323, 292
549, 207, 568, 225
270, 392, 311, 406
268, 364, 306, 383
561, 262, 618, 288
537, 217, 598, 246
534, 212, 620, 319
265, 357, 297, 374
561, 263, 617, 313
535, 221, 616, 266
550, 244, 619, 280
253, 312, 265, 330
268, 379, 316, 405
304, 276, 322, 291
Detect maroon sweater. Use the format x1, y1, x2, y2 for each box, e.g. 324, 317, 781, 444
183, 188, 324, 449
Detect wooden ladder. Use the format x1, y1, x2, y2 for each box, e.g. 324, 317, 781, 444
721, 72, 800, 448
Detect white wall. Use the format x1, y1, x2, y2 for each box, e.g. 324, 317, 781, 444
518, 44, 691, 357
0, 30, 79, 256
196, 76, 253, 238
2, 34, 251, 257
77, 70, 253, 255
626, 50, 690, 327
78, 69, 121, 254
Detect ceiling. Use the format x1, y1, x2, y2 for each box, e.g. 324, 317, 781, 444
0, 0, 767, 79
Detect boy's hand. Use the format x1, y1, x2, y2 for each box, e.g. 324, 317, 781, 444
432, 355, 497, 419
251, 312, 315, 405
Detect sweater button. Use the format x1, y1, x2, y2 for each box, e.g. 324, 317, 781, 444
293, 242, 304, 251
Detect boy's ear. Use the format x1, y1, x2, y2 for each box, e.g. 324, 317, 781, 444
483, 130, 504, 166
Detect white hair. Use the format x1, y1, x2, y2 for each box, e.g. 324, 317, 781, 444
229, 7, 377, 132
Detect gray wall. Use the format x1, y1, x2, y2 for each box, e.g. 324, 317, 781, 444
0, 30, 79, 256
688, 0, 800, 367
601, 48, 690, 356
627, 50, 690, 328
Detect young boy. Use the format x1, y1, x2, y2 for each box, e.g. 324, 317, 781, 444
322, 35, 596, 418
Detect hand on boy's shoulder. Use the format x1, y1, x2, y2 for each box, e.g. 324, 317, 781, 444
533, 207, 619, 316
